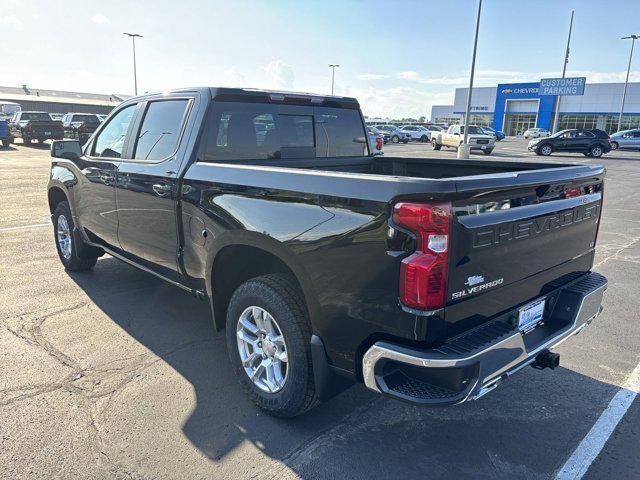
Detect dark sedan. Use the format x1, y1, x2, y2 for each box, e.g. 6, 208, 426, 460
528, 129, 611, 158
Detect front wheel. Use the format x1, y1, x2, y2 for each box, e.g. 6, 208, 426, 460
1, 139, 9, 147
539, 144, 553, 156
391, 135, 400, 144
226, 274, 317, 417
53, 201, 98, 271
483, 148, 494, 155
590, 145, 604, 158
610, 141, 618, 150
432, 139, 441, 150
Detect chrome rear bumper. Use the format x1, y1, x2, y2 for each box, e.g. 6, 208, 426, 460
362, 272, 607, 406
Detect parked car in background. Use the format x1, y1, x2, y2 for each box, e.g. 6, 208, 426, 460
431, 124, 495, 154
8, 111, 64, 144
376, 125, 410, 143
0, 118, 10, 147
609, 129, 640, 150
0, 101, 21, 120
523, 128, 550, 139
62, 113, 102, 143
482, 126, 505, 141
48, 86, 607, 417
368, 126, 390, 144
400, 125, 431, 142
528, 129, 611, 157
49, 113, 64, 121
97, 114, 107, 122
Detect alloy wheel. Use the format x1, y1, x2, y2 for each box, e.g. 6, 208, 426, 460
56, 214, 72, 260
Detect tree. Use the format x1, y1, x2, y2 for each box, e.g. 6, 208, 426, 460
418, 116, 426, 123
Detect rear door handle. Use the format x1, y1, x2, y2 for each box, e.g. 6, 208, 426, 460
152, 183, 172, 197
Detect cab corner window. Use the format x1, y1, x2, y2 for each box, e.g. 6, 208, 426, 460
134, 99, 189, 161
92, 104, 136, 158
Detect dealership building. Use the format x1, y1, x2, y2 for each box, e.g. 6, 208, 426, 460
431, 81, 640, 136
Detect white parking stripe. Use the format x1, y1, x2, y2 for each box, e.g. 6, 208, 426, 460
0, 223, 50, 232
555, 361, 640, 480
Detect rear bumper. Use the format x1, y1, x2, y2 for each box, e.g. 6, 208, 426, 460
362, 271, 607, 406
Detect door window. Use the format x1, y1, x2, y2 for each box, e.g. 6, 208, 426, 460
134, 100, 190, 161
92, 104, 137, 158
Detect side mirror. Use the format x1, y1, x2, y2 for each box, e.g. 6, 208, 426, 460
51, 140, 82, 160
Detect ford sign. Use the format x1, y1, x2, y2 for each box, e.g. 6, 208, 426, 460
539, 77, 586, 96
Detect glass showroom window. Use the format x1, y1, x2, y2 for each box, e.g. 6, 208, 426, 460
468, 114, 494, 127
602, 114, 640, 133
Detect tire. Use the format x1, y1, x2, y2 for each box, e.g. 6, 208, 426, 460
402, 139, 409, 144
432, 139, 441, 150
22, 133, 31, 144
226, 273, 317, 417
483, 148, 494, 155
583, 153, 591, 157
1, 139, 9, 148
52, 201, 98, 271
589, 145, 604, 158
539, 144, 553, 156
610, 141, 618, 150
420, 135, 429, 143
37, 138, 46, 144
391, 135, 400, 144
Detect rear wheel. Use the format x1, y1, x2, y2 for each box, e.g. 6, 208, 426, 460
420, 135, 429, 143
432, 139, 441, 150
539, 144, 553, 156
22, 133, 31, 144
589, 145, 604, 158
1, 139, 9, 147
53, 201, 98, 271
226, 274, 317, 417
610, 141, 618, 150
391, 135, 400, 144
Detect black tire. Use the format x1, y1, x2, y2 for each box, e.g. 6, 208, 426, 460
610, 141, 618, 150
52, 201, 98, 271
1, 139, 9, 148
539, 144, 553, 156
226, 274, 317, 417
37, 138, 46, 144
420, 135, 429, 142
589, 145, 604, 158
432, 139, 441, 150
483, 148, 494, 155
583, 153, 591, 157
402, 139, 409, 144
22, 133, 31, 144
391, 135, 400, 144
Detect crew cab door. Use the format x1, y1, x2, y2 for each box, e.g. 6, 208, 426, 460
114, 95, 196, 277
75, 103, 139, 249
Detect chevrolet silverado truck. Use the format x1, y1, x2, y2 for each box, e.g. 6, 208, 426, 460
9, 111, 64, 144
61, 113, 102, 144
47, 87, 607, 417
432, 124, 495, 154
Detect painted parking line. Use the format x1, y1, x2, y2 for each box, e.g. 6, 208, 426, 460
555, 360, 640, 480
0, 222, 50, 232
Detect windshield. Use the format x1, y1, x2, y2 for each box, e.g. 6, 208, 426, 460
1, 104, 21, 115
20, 112, 51, 121
460, 126, 484, 135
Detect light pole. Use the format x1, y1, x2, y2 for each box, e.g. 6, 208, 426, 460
551, 10, 574, 134
329, 64, 339, 95
618, 35, 638, 132
124, 32, 143, 95
458, 0, 482, 159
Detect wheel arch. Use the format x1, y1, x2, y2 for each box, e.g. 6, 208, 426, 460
48, 185, 69, 214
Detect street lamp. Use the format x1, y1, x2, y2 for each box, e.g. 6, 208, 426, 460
458, 0, 482, 159
618, 34, 638, 132
123, 32, 143, 95
551, 11, 574, 134
329, 64, 339, 95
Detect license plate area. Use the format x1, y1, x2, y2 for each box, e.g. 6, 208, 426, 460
44, 131, 51, 135
518, 298, 545, 334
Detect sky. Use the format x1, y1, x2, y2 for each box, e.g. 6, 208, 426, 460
2, 0, 640, 119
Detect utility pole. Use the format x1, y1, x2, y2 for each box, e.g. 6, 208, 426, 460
458, 0, 482, 159
618, 35, 638, 132
551, 11, 574, 134
329, 64, 339, 95
124, 32, 143, 95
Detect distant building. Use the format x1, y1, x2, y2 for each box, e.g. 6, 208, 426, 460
432, 81, 640, 135
0, 85, 129, 115
430, 105, 461, 126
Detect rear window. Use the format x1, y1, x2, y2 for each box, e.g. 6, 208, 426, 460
72, 114, 99, 123
20, 113, 51, 121
203, 101, 367, 161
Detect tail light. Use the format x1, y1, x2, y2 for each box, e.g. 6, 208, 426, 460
376, 137, 383, 151
393, 202, 452, 310
564, 187, 582, 198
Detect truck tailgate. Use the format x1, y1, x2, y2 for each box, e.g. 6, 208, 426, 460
445, 173, 603, 336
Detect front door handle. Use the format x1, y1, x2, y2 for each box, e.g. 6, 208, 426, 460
152, 183, 172, 197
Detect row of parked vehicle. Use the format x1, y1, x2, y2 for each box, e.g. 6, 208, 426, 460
0, 111, 105, 147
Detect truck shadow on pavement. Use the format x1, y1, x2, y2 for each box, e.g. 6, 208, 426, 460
68, 257, 622, 480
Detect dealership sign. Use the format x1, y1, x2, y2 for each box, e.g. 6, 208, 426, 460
539, 77, 586, 96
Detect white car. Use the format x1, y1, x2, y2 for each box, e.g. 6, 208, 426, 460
400, 125, 431, 142
523, 128, 550, 139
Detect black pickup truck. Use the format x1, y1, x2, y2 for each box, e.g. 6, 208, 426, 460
9, 111, 64, 144
47, 87, 607, 417
61, 113, 102, 144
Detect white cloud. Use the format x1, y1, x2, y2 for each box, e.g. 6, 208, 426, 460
397, 71, 420, 80
223, 66, 246, 86
260, 60, 295, 90
90, 13, 110, 24
355, 73, 388, 81
351, 85, 454, 119
0, 14, 23, 28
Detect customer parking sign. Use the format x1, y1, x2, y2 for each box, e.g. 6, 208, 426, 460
539, 77, 586, 96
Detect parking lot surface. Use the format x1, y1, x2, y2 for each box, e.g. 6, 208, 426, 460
1, 139, 639, 479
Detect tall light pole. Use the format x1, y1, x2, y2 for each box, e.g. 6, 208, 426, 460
551, 10, 574, 134
124, 32, 143, 95
329, 64, 339, 95
618, 35, 638, 132
458, 0, 482, 159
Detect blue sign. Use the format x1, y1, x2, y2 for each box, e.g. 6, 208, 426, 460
539, 77, 586, 96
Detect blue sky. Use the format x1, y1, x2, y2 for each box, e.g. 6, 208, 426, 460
2, 0, 640, 118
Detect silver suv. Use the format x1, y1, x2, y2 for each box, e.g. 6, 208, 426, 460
376, 125, 410, 144
610, 129, 640, 150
